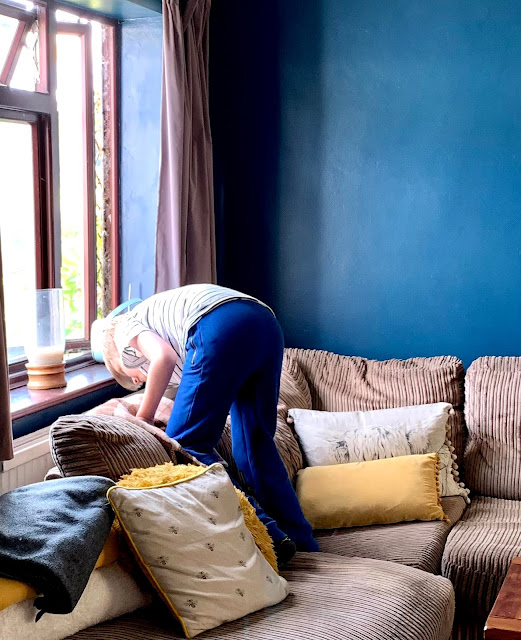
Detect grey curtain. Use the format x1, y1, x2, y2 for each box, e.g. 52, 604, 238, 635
155, 0, 216, 292
0, 243, 13, 462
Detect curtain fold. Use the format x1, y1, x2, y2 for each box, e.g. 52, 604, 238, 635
0, 241, 13, 462
155, 0, 216, 292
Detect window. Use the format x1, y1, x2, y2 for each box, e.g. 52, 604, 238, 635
0, 115, 39, 365
0, 1, 44, 92
0, 0, 120, 385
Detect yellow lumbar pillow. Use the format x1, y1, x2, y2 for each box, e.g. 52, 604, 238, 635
118, 463, 278, 572
296, 452, 448, 530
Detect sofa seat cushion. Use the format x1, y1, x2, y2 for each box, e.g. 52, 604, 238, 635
315, 496, 466, 574
65, 553, 455, 640
442, 495, 521, 618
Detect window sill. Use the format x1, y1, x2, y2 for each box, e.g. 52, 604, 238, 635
10, 363, 117, 420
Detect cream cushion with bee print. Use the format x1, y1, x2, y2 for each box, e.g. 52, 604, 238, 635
107, 463, 288, 638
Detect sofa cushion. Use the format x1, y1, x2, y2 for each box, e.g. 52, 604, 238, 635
297, 453, 448, 530
464, 356, 521, 498
50, 415, 172, 481
117, 462, 278, 572
64, 553, 455, 640
290, 403, 469, 501
441, 495, 521, 618
108, 464, 288, 637
316, 496, 466, 574
217, 351, 309, 485
0, 564, 152, 640
287, 349, 466, 463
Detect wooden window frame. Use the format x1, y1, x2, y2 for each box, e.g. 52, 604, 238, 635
0, 0, 120, 389
57, 22, 96, 345
0, 2, 37, 87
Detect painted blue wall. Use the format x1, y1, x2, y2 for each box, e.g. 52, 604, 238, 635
211, 0, 521, 367
120, 16, 162, 301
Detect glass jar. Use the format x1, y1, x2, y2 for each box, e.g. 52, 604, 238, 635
24, 288, 65, 366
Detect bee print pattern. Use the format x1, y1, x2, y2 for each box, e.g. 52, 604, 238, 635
197, 571, 210, 580
185, 599, 198, 609
266, 575, 273, 584
211, 490, 220, 499
235, 588, 245, 598
133, 508, 143, 518
157, 556, 168, 566
239, 531, 246, 541
205, 542, 215, 551
168, 526, 179, 535
238, 559, 246, 567
208, 517, 217, 526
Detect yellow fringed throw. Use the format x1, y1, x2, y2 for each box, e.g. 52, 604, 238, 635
117, 463, 278, 572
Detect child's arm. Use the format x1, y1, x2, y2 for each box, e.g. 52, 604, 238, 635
129, 331, 178, 424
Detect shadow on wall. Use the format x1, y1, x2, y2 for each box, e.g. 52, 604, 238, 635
210, 0, 325, 344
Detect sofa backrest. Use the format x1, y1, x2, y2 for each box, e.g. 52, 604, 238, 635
465, 356, 521, 499
286, 348, 467, 463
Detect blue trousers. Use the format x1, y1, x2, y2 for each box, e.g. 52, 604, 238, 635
165, 300, 318, 551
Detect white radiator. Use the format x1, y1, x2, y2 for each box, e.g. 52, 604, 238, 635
0, 428, 54, 494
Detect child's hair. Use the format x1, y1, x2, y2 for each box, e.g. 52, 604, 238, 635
102, 316, 141, 391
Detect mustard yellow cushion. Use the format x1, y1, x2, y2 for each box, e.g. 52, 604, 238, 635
296, 452, 448, 530
0, 578, 36, 612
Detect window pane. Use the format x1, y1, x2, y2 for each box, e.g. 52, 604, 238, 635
9, 20, 40, 92
5, 1, 35, 9
55, 9, 80, 24
0, 15, 19, 71
0, 119, 37, 363
56, 32, 86, 339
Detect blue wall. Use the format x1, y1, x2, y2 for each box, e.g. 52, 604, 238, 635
120, 16, 162, 301
211, 0, 521, 367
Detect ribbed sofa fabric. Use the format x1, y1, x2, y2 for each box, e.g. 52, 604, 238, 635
464, 356, 521, 498
64, 553, 455, 640
451, 616, 488, 640
50, 415, 172, 481
442, 495, 521, 619
287, 349, 467, 463
316, 496, 466, 574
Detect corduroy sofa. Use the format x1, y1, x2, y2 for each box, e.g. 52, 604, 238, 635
47, 350, 521, 640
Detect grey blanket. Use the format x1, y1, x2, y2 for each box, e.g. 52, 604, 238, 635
0, 476, 114, 617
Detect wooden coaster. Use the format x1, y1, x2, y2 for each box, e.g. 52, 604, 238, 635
26, 362, 67, 390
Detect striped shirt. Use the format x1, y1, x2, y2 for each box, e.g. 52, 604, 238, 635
113, 284, 272, 385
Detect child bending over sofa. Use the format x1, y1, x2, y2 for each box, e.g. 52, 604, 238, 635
102, 283, 318, 563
